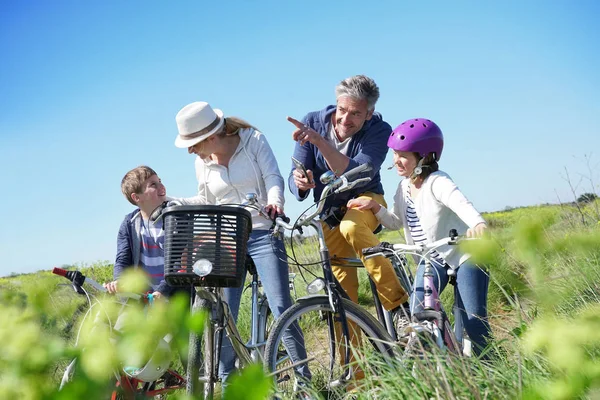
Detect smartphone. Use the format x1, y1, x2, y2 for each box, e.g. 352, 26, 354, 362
291, 156, 313, 184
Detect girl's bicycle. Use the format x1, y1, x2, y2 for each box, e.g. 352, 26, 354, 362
262, 164, 397, 398
362, 231, 475, 365
52, 267, 186, 399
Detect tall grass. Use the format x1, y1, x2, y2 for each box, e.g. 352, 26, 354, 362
2, 201, 600, 399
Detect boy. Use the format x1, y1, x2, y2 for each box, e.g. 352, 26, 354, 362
104, 165, 172, 297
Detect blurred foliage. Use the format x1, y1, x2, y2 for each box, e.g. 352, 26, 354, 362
2, 200, 600, 399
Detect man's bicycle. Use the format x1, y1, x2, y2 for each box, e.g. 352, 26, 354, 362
52, 267, 186, 399
262, 164, 397, 398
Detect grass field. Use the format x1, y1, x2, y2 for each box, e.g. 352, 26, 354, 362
2, 200, 600, 399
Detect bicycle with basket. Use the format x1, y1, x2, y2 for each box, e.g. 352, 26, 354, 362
162, 203, 295, 398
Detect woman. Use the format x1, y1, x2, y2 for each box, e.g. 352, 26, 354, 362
173, 101, 310, 387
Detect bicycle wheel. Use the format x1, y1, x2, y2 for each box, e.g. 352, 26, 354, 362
401, 314, 461, 375
186, 297, 214, 398
264, 296, 395, 399
441, 311, 461, 355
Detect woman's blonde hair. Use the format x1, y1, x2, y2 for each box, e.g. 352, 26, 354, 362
194, 117, 257, 154
218, 117, 257, 137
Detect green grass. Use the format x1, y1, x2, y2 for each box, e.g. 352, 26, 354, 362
2, 200, 600, 399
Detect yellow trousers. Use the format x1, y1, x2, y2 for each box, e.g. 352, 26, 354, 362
324, 192, 408, 382
324, 192, 408, 309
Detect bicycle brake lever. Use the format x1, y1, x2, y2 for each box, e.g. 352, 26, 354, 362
334, 177, 370, 194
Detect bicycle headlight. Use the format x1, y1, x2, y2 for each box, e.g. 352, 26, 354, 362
307, 278, 325, 294
192, 259, 213, 277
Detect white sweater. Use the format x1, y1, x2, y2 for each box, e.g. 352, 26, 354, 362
375, 171, 485, 268
179, 128, 285, 230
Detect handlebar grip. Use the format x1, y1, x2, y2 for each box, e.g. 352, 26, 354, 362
53, 267, 68, 277
343, 163, 372, 180
272, 211, 290, 224
362, 241, 392, 256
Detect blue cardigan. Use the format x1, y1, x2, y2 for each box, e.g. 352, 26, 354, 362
288, 105, 392, 214
114, 209, 174, 296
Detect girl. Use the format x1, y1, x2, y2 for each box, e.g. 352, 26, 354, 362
347, 118, 492, 356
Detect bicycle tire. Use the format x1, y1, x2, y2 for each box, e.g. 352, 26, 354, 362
186, 297, 213, 398
264, 296, 395, 398
441, 312, 461, 355
401, 314, 461, 376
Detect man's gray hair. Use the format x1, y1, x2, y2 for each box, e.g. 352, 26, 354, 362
335, 75, 380, 111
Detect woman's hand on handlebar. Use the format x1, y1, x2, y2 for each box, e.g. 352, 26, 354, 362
292, 169, 316, 192
264, 204, 284, 220
347, 198, 381, 213
467, 222, 488, 238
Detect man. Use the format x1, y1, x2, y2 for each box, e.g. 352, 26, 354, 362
288, 75, 409, 332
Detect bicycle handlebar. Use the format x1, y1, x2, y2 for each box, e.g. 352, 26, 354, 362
362, 231, 470, 260
296, 163, 373, 227
52, 267, 147, 301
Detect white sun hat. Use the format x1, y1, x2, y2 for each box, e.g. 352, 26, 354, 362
174, 101, 224, 148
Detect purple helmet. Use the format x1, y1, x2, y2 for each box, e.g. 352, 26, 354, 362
387, 118, 444, 161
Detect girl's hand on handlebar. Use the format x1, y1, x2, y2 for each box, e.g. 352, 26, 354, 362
264, 204, 284, 220
103, 280, 118, 294
293, 169, 316, 191
151, 291, 163, 300
347, 198, 381, 213
467, 222, 488, 238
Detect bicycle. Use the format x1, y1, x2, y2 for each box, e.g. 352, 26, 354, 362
262, 164, 397, 398
362, 231, 475, 367
161, 204, 298, 399
52, 267, 186, 399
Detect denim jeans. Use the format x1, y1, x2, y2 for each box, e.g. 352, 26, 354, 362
219, 230, 310, 383
410, 260, 492, 356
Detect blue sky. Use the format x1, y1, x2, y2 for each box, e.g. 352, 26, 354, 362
1, 1, 599, 276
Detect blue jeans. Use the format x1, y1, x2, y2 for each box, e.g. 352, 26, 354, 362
410, 260, 492, 356
219, 230, 310, 382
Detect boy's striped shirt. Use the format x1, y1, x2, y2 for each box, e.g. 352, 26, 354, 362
140, 218, 165, 289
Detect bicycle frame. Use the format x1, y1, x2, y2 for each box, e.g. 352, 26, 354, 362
271, 163, 379, 382
191, 257, 298, 394
331, 255, 410, 341
363, 233, 471, 355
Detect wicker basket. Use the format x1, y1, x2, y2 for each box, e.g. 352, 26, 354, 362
163, 205, 252, 287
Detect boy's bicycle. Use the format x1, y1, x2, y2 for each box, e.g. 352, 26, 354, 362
363, 231, 474, 365
161, 204, 296, 399
262, 164, 397, 398
52, 267, 186, 399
